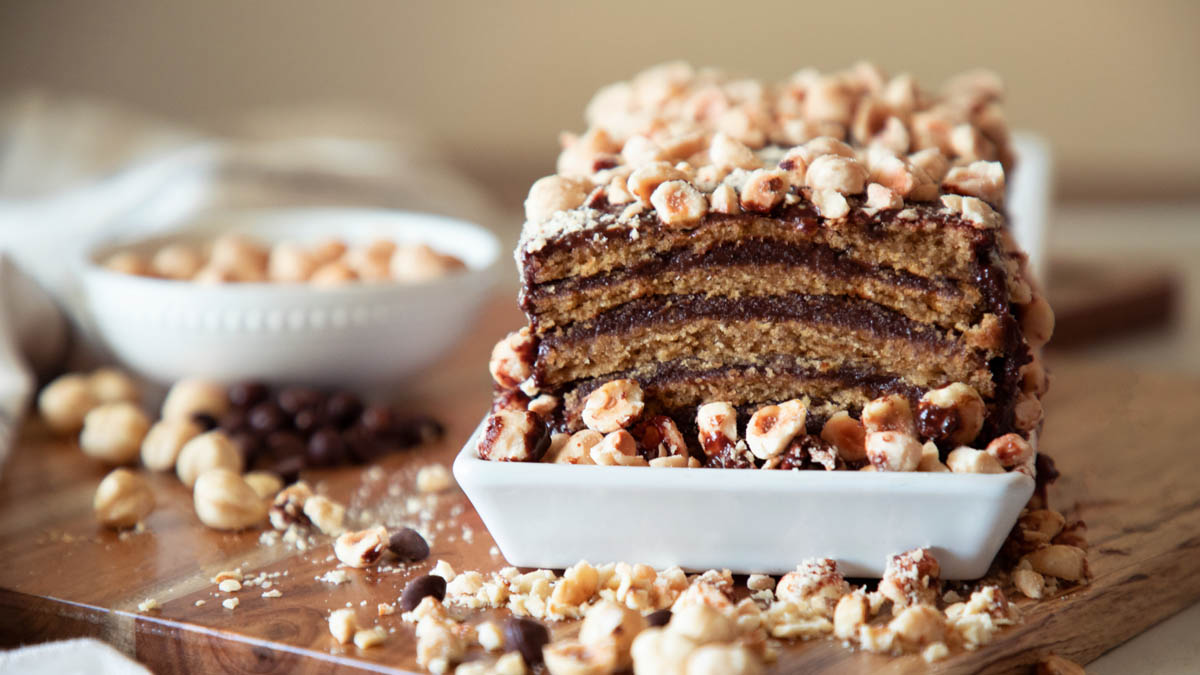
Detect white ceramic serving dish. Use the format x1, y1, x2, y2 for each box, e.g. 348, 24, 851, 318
78, 207, 500, 389
454, 419, 1035, 579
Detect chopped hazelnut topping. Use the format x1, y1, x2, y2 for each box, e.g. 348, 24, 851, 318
478, 410, 545, 462
696, 402, 739, 457
709, 132, 762, 170
865, 431, 922, 472
861, 394, 916, 435
805, 155, 868, 195
738, 170, 789, 213
489, 328, 537, 390
745, 400, 807, 460
628, 162, 687, 206
810, 189, 849, 219
581, 379, 645, 433
820, 411, 867, 463
525, 176, 591, 223
650, 180, 709, 227
946, 447, 1005, 474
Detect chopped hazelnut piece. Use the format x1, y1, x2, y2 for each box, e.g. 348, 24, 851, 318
745, 400, 807, 460
581, 379, 645, 433
650, 180, 708, 227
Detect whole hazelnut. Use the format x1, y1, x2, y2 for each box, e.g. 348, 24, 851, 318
310, 261, 358, 287
102, 251, 151, 276
268, 241, 318, 283
209, 233, 268, 273
242, 471, 284, 499
193, 469, 268, 531
150, 243, 204, 280
309, 238, 347, 266
162, 378, 229, 422
140, 418, 204, 472
176, 431, 243, 488
87, 368, 141, 405
38, 374, 98, 435
390, 243, 465, 283
93, 468, 155, 529
80, 402, 152, 465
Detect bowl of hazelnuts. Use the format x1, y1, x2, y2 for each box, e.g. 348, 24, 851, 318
78, 207, 500, 388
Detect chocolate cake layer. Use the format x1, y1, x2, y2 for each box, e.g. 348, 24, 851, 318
522, 238, 983, 333
520, 204, 991, 288
534, 293, 994, 395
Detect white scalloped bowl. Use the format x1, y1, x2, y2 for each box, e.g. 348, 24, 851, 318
78, 207, 500, 389
454, 418, 1035, 579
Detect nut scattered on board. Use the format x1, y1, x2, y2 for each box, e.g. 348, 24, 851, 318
416, 464, 454, 493
193, 469, 268, 531
176, 431, 243, 488
93, 468, 155, 529
162, 378, 230, 423
242, 471, 284, 499
87, 368, 141, 405
140, 418, 203, 472
79, 402, 151, 465
38, 373, 98, 435
329, 608, 359, 644
334, 526, 388, 568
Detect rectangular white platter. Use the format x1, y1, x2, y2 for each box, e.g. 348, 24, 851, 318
453, 418, 1035, 579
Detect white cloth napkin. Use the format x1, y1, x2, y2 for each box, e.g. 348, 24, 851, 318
0, 638, 151, 675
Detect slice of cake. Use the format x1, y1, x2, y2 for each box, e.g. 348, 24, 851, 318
479, 62, 1052, 474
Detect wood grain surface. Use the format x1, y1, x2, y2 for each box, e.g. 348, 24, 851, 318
1, 294, 1199, 674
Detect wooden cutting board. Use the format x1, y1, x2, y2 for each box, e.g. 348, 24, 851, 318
1, 295, 1198, 674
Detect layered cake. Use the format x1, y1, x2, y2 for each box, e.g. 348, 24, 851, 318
479, 62, 1052, 473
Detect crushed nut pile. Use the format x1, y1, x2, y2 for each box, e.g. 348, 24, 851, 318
377, 499, 1086, 675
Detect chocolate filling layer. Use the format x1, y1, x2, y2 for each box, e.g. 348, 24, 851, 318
543, 292, 954, 350
525, 238, 955, 300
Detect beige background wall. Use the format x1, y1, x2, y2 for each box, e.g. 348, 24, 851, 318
1, 0, 1198, 203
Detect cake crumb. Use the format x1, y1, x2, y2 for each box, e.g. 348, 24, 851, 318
262, 589, 282, 598
218, 579, 242, 593
319, 569, 350, 585
137, 598, 160, 612
222, 598, 239, 610
416, 464, 454, 493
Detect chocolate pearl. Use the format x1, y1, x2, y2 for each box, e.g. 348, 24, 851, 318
277, 387, 324, 415
249, 401, 289, 433
399, 574, 446, 612
270, 454, 306, 483
191, 412, 219, 431
292, 407, 324, 434
219, 409, 249, 434
359, 404, 396, 435
307, 428, 348, 467
387, 527, 430, 563
645, 608, 672, 627
344, 425, 385, 464
324, 392, 363, 429
503, 617, 549, 666
266, 430, 306, 460
228, 381, 269, 409
228, 430, 263, 464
